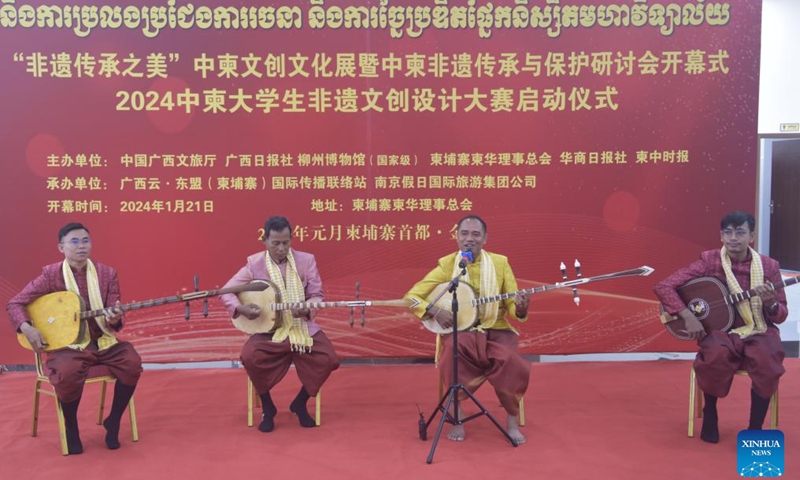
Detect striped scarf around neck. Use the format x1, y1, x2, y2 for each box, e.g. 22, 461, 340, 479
62, 259, 118, 350
721, 246, 768, 339
265, 250, 313, 352
451, 250, 499, 330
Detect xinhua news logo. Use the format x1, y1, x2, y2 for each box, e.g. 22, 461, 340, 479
737, 430, 784, 477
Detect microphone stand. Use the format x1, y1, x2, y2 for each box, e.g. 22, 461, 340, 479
422, 258, 518, 464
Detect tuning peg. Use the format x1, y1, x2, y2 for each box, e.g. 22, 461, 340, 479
572, 259, 581, 306
349, 281, 360, 328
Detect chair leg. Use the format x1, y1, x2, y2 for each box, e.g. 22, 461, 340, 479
245, 377, 321, 428
129, 397, 139, 442
770, 387, 779, 429
247, 378, 254, 427
688, 367, 697, 437
32, 380, 42, 437
97, 380, 108, 425
55, 399, 69, 456
315, 390, 321, 427
518, 397, 525, 427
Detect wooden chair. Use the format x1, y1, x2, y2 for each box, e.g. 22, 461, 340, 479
32, 353, 139, 455
688, 366, 778, 437
247, 377, 321, 427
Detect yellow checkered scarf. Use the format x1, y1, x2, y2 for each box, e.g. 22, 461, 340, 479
451, 250, 499, 330
721, 247, 768, 339
265, 250, 313, 352
62, 259, 118, 351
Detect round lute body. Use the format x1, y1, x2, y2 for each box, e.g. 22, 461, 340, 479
17, 291, 86, 351
661, 277, 734, 341
231, 279, 281, 334
422, 282, 479, 334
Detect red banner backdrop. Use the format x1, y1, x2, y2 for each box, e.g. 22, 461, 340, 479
0, 0, 759, 364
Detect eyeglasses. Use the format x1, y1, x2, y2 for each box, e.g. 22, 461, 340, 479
721, 228, 750, 238
62, 238, 91, 247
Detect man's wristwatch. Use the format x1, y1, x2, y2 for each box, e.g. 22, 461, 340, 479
767, 302, 779, 313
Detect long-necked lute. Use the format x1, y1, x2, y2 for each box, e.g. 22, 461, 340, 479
18, 282, 269, 351
232, 279, 419, 334
423, 265, 655, 334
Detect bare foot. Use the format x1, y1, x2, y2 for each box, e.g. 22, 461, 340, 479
447, 423, 466, 441
447, 405, 466, 441
507, 414, 526, 444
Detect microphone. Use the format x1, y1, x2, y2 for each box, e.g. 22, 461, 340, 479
458, 249, 473, 269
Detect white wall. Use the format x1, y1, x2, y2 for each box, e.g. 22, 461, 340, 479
780, 274, 800, 342
757, 139, 798, 342
756, 139, 773, 249
759, 0, 800, 133
759, 1, 800, 343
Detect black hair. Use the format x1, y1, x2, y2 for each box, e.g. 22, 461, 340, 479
720, 211, 755, 231
58, 222, 89, 242
456, 215, 487, 233
264, 216, 292, 238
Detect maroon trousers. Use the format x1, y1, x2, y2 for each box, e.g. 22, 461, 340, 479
241, 331, 340, 396
695, 328, 785, 399
438, 329, 530, 415
45, 341, 143, 403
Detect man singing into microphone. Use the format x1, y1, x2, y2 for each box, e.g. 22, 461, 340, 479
404, 215, 530, 444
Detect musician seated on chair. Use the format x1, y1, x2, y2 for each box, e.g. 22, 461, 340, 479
219, 216, 340, 432
6, 222, 142, 455
654, 211, 787, 443
404, 215, 530, 444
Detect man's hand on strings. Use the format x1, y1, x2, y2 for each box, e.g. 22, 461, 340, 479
291, 307, 311, 319
236, 303, 262, 320
19, 323, 48, 352
428, 306, 454, 330
754, 283, 778, 308
103, 301, 124, 326
515, 292, 529, 318
678, 309, 706, 341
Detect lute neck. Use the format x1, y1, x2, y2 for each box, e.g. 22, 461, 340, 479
80, 295, 185, 318
271, 298, 414, 311
273, 301, 351, 311
77, 283, 267, 319
726, 276, 799, 304
475, 284, 559, 305
473, 266, 653, 306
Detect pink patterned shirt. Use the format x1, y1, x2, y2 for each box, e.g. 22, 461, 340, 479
653, 249, 787, 330
6, 261, 124, 338
219, 249, 325, 336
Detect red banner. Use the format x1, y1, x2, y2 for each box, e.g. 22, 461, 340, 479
0, 0, 759, 363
